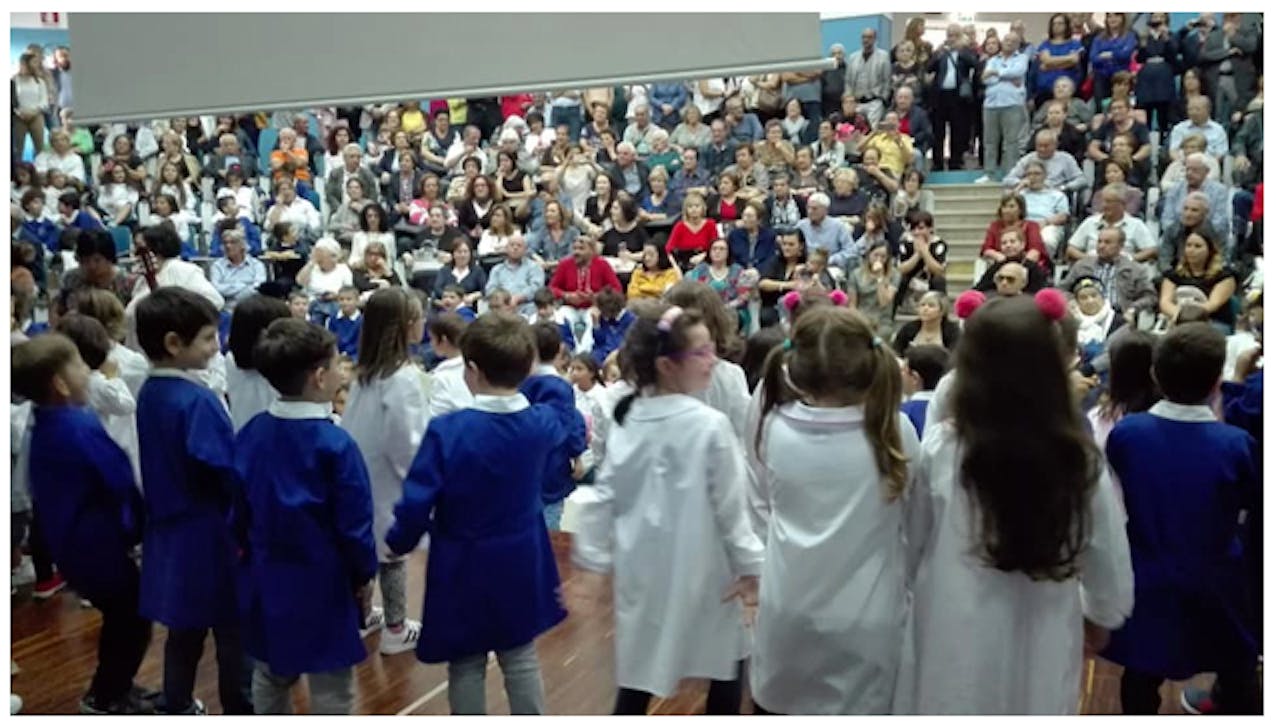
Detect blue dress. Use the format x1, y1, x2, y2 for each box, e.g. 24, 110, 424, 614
1102, 409, 1260, 678
386, 397, 569, 663
234, 405, 378, 676
27, 406, 143, 602
136, 372, 240, 629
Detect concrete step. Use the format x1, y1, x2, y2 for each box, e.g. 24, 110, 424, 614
932, 197, 1004, 214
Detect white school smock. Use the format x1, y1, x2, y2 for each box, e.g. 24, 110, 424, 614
921, 370, 955, 437
694, 359, 750, 442
892, 421, 1133, 715
426, 356, 473, 420
109, 343, 150, 400
226, 354, 279, 433
88, 371, 141, 488
748, 402, 920, 715
341, 364, 429, 561
572, 394, 763, 698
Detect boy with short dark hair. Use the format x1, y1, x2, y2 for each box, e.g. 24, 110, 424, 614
326, 286, 363, 359
589, 287, 635, 367
1102, 323, 1261, 715
900, 344, 949, 437
287, 290, 310, 320
387, 312, 569, 715
530, 287, 575, 350
234, 319, 377, 714
439, 284, 477, 322
521, 322, 588, 530
425, 313, 473, 418
133, 287, 252, 715
13, 334, 156, 714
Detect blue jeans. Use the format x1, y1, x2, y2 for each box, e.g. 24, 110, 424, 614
543, 501, 564, 531
550, 106, 583, 143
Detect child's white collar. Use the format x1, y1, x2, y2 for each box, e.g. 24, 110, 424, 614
470, 393, 529, 414
338, 310, 361, 322
268, 400, 333, 420
147, 367, 208, 387
534, 363, 558, 377
1148, 400, 1217, 423
909, 390, 935, 403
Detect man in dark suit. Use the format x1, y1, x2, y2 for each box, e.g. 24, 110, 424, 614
926, 23, 978, 171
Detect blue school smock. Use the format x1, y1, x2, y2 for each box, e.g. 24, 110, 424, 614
234, 401, 377, 677
519, 371, 588, 506
899, 397, 930, 438
1101, 404, 1260, 679
27, 406, 143, 602
326, 312, 363, 360
136, 370, 240, 629
590, 309, 635, 368
386, 394, 569, 663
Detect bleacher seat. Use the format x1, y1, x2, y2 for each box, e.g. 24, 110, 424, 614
257, 128, 279, 178
107, 225, 132, 258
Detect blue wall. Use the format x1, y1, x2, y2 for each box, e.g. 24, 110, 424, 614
820, 15, 893, 55
10, 27, 70, 68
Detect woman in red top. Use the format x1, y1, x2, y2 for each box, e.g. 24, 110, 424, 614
980, 193, 1050, 274
665, 192, 717, 270
706, 171, 743, 226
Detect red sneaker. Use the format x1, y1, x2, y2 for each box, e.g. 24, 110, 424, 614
32, 573, 66, 600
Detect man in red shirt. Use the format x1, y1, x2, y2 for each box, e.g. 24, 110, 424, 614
548, 237, 623, 353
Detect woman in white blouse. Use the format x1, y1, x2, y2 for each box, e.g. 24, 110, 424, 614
97, 163, 140, 228
477, 203, 517, 258
33, 129, 86, 186
12, 51, 50, 157
693, 77, 734, 121
297, 237, 354, 323
349, 203, 397, 270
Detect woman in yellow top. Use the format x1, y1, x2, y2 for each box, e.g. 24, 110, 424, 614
627, 241, 682, 300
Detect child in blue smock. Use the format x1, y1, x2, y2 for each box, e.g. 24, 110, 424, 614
133, 287, 252, 715
521, 321, 589, 530
325, 286, 363, 360
13, 334, 157, 715
234, 318, 377, 714
387, 312, 569, 715
900, 344, 948, 437
1103, 323, 1261, 715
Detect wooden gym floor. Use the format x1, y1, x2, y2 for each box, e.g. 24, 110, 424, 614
11, 533, 1210, 715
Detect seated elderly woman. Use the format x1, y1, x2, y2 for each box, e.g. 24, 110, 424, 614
1070, 275, 1126, 377
826, 167, 869, 228
296, 236, 353, 324
1158, 227, 1238, 333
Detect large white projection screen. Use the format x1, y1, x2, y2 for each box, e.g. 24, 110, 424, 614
69, 13, 829, 124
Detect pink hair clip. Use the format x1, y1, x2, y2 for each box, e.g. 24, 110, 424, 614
1034, 288, 1068, 322
781, 291, 802, 312
657, 305, 684, 332
954, 290, 987, 320
828, 290, 849, 307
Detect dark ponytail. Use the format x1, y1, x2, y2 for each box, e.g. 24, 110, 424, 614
614, 304, 703, 426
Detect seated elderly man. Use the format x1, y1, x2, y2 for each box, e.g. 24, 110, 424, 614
796, 192, 859, 273
1158, 152, 1230, 237
1018, 160, 1071, 255
606, 142, 652, 199
444, 124, 490, 177
1066, 184, 1158, 274
622, 103, 660, 157
324, 143, 379, 211
205, 132, 259, 187
1059, 226, 1158, 316
991, 261, 1030, 298
1003, 128, 1088, 193
1158, 191, 1223, 271
1167, 96, 1229, 162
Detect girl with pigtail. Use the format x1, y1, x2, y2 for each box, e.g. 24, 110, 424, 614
746, 305, 919, 715
894, 293, 1134, 714
571, 304, 764, 715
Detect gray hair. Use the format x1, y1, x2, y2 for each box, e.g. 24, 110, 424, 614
807, 192, 831, 208
1102, 183, 1129, 200
616, 141, 637, 155
313, 237, 342, 257
1184, 152, 1210, 170
342, 143, 362, 157
1185, 190, 1211, 207
223, 227, 246, 244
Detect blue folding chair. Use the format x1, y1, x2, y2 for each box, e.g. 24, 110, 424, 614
257, 128, 279, 178
108, 225, 132, 258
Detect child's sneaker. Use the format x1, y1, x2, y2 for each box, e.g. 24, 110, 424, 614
79, 598, 92, 608
1180, 686, 1218, 715
11, 557, 35, 588
378, 618, 422, 655
79, 692, 158, 715
157, 697, 206, 715
360, 606, 385, 639
32, 573, 65, 600
10, 694, 21, 715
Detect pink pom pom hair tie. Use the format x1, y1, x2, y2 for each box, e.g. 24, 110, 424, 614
953, 290, 987, 320
781, 291, 802, 312
828, 290, 849, 306
1033, 289, 1068, 321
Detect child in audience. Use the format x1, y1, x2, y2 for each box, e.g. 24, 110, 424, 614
665, 281, 750, 441
589, 288, 635, 367
486, 288, 514, 315
900, 344, 948, 437
1224, 290, 1261, 381
235, 319, 377, 714
741, 326, 787, 393
438, 284, 477, 322
327, 286, 363, 359
340, 288, 427, 656
55, 314, 140, 484
1086, 330, 1159, 449
387, 312, 570, 715
132, 288, 251, 715
569, 353, 606, 409
530, 287, 576, 351
287, 290, 309, 320
573, 305, 764, 715
14, 334, 156, 714
973, 228, 1047, 295
894, 295, 1133, 714
331, 382, 349, 423
748, 306, 918, 714
1102, 323, 1261, 715
425, 313, 472, 418
522, 323, 589, 530
226, 295, 292, 433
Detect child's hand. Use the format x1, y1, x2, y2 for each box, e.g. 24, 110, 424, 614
1082, 619, 1110, 657
1235, 346, 1263, 382
100, 358, 119, 379
571, 457, 588, 481
722, 575, 759, 626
